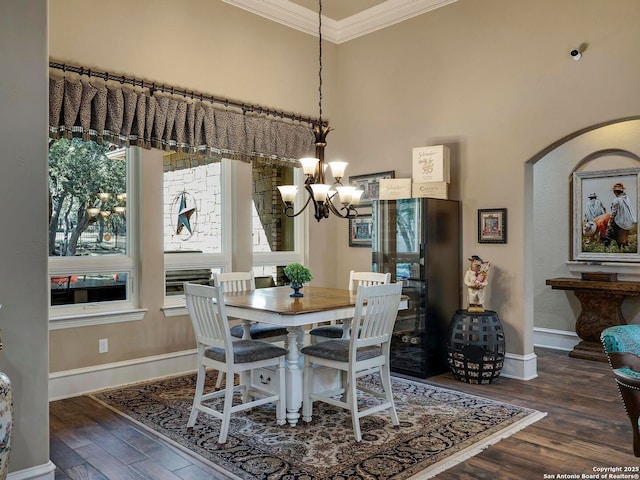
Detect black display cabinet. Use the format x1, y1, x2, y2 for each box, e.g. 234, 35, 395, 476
372, 198, 461, 378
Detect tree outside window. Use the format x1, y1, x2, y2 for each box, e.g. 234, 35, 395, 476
48, 138, 133, 309
48, 138, 127, 257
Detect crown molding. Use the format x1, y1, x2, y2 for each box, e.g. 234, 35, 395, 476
222, 0, 457, 44
335, 0, 457, 43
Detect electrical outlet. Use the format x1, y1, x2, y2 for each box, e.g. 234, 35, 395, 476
99, 338, 108, 353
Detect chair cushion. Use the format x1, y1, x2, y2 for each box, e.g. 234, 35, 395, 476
230, 323, 288, 339
601, 325, 640, 353
205, 340, 287, 363
607, 351, 640, 373
309, 325, 344, 339
615, 367, 640, 382
300, 339, 382, 363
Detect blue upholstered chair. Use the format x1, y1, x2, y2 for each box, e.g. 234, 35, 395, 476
600, 325, 640, 457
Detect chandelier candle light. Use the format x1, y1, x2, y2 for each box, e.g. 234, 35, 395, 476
87, 192, 127, 248
277, 0, 363, 222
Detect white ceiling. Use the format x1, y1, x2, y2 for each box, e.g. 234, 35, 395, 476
288, 0, 386, 21
222, 0, 457, 44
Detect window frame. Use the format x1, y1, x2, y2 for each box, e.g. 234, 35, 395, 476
47, 144, 310, 324
48, 146, 144, 328
252, 165, 308, 276
163, 158, 308, 315
162, 158, 233, 310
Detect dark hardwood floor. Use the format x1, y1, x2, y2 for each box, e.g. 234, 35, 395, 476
49, 347, 639, 479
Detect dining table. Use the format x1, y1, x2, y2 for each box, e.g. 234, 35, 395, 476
222, 285, 408, 426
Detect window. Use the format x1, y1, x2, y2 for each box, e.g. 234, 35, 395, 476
162, 157, 305, 307
48, 138, 140, 322
48, 139, 308, 323
252, 162, 306, 285
163, 154, 230, 303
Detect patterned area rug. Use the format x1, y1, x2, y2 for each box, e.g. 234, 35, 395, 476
91, 372, 545, 480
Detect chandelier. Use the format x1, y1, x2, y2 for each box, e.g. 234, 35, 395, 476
277, 0, 363, 222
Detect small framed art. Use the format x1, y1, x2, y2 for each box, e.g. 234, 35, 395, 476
349, 171, 395, 207
478, 208, 507, 244
349, 214, 373, 247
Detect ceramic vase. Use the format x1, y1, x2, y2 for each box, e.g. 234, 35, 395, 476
290, 284, 303, 297
0, 309, 12, 479
0, 370, 11, 480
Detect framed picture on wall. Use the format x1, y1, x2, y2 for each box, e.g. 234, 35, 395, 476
478, 208, 507, 244
572, 167, 640, 262
349, 214, 373, 247
349, 171, 395, 207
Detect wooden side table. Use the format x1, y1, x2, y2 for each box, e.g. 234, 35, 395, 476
546, 277, 640, 361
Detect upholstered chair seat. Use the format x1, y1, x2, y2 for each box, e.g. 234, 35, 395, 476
230, 323, 288, 340
307, 325, 344, 339
204, 340, 286, 363
300, 339, 382, 362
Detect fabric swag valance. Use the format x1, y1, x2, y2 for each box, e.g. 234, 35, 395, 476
49, 74, 315, 166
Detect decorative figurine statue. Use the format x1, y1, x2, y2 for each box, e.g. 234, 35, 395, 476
464, 255, 490, 312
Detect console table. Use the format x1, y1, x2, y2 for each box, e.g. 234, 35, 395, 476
546, 277, 640, 361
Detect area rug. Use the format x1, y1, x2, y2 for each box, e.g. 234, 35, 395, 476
91, 372, 545, 480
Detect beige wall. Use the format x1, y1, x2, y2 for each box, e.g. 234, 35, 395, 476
534, 120, 640, 333
48, 0, 340, 372
330, 0, 640, 355
0, 0, 623, 476
0, 0, 50, 474
47, 0, 640, 373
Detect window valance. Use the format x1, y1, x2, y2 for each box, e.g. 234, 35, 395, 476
49, 74, 315, 166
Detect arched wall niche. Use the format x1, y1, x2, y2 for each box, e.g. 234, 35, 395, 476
574, 149, 640, 171
527, 117, 640, 352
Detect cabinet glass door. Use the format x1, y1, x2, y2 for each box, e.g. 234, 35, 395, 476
372, 199, 426, 375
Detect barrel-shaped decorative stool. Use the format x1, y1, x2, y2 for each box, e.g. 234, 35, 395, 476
447, 309, 505, 384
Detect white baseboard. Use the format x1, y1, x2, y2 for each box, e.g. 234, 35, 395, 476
496, 327, 581, 381
8, 460, 56, 480
49, 349, 198, 400
501, 352, 538, 380
533, 327, 580, 352
49, 329, 579, 400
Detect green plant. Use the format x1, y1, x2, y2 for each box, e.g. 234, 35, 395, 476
283, 263, 313, 285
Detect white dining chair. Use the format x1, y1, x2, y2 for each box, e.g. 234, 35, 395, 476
301, 281, 403, 442
212, 271, 288, 389
184, 282, 286, 445
308, 270, 392, 342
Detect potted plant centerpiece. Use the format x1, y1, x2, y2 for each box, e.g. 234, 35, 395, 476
283, 263, 313, 297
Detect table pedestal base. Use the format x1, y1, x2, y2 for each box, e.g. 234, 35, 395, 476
570, 290, 626, 362
569, 340, 608, 362
546, 278, 640, 362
